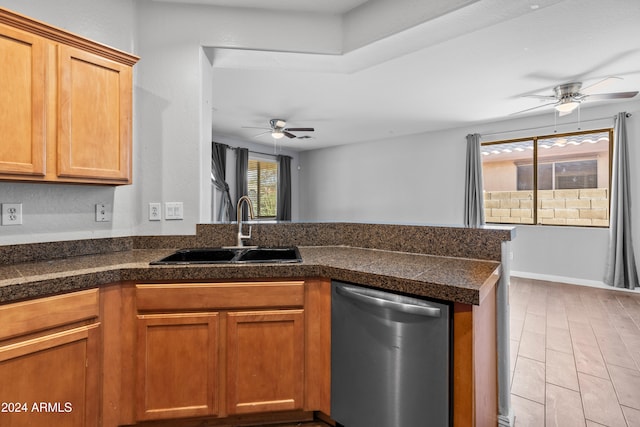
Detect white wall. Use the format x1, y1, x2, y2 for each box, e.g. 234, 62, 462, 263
132, 0, 329, 234
299, 101, 640, 285
0, 0, 138, 245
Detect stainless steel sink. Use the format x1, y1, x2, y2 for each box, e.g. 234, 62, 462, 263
150, 246, 301, 265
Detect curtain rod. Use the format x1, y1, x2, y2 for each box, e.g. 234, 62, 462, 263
214, 142, 291, 159
480, 113, 632, 138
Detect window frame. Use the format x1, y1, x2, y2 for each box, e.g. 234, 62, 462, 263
481, 128, 613, 227
247, 153, 279, 220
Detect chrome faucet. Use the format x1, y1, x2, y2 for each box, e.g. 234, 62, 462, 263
236, 195, 255, 247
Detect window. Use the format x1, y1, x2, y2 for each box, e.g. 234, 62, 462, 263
247, 156, 278, 219
481, 129, 611, 227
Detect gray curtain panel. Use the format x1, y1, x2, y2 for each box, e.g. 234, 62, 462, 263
211, 142, 232, 222
235, 147, 249, 221
604, 112, 639, 290
277, 155, 292, 221
464, 133, 485, 227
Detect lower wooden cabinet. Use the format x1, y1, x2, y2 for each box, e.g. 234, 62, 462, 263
226, 309, 305, 415
133, 281, 318, 424
0, 280, 332, 427
136, 313, 219, 421
0, 289, 101, 427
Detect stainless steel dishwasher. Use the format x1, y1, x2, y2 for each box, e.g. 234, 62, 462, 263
331, 281, 451, 427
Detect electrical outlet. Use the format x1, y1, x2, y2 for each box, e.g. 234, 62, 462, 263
149, 202, 161, 221
95, 203, 112, 222
2, 203, 22, 226
165, 202, 184, 220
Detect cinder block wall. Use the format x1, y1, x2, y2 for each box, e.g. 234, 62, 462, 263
484, 189, 609, 226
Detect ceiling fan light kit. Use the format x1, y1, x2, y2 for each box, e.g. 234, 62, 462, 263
555, 99, 580, 113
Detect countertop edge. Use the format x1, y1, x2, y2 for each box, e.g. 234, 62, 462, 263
0, 247, 501, 306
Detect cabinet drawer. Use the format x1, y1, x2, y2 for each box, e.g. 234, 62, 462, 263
0, 289, 99, 341
136, 281, 305, 311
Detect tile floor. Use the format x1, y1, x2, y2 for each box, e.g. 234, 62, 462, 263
509, 277, 640, 427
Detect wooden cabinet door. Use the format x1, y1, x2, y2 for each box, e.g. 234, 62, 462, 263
226, 310, 305, 415
0, 23, 46, 177
57, 45, 132, 183
0, 324, 100, 427
136, 313, 219, 421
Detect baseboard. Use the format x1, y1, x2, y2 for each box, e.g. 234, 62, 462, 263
510, 271, 640, 294
498, 412, 514, 427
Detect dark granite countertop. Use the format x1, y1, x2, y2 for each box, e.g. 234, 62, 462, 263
0, 246, 500, 305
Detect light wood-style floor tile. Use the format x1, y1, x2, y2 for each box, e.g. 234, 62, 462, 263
546, 349, 579, 391
512, 356, 546, 404
524, 312, 546, 334
621, 405, 640, 427
608, 364, 640, 411
545, 383, 586, 427
519, 330, 546, 362
510, 277, 640, 427
546, 325, 573, 354
578, 373, 627, 427
573, 342, 610, 379
512, 394, 545, 427
511, 314, 525, 341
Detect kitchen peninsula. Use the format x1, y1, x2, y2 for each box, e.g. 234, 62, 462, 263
0, 222, 513, 427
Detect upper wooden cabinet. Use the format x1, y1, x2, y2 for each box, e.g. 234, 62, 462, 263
0, 8, 138, 185
0, 23, 46, 176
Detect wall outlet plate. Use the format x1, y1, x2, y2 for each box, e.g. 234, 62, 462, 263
165, 202, 183, 220
95, 203, 112, 222
2, 203, 23, 226
149, 202, 161, 221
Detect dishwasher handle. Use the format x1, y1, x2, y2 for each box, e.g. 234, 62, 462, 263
335, 285, 441, 318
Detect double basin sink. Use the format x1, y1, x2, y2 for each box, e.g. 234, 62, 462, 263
150, 246, 302, 265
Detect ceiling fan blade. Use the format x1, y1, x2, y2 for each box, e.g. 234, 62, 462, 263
284, 127, 314, 132
586, 91, 638, 100
242, 126, 271, 130
252, 131, 271, 137
284, 131, 297, 139
296, 135, 313, 139
510, 102, 557, 116
581, 76, 622, 95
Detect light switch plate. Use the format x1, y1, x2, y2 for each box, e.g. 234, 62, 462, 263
2, 203, 22, 225
165, 202, 183, 220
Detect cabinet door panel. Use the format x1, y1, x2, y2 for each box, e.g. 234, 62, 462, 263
137, 313, 218, 421
57, 45, 131, 182
226, 310, 304, 414
0, 24, 45, 176
0, 324, 100, 427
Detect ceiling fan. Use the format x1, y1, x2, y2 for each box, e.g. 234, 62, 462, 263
514, 77, 638, 116
243, 119, 315, 139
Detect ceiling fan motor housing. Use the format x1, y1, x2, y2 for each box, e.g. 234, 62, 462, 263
554, 82, 583, 102
270, 119, 287, 130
